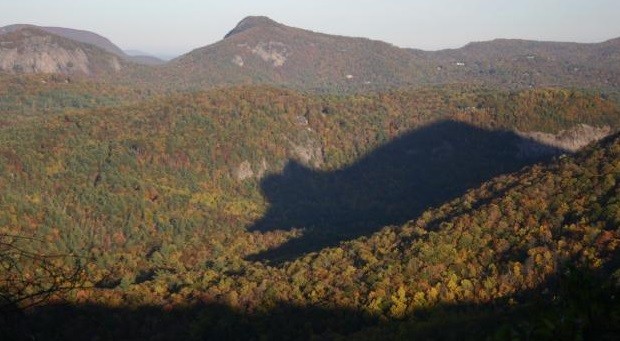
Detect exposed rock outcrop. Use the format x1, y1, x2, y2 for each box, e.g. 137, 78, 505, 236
517, 124, 612, 157
234, 158, 271, 181
251, 42, 289, 67
0, 24, 163, 65
0, 28, 124, 75
289, 130, 323, 168
234, 160, 254, 181
0, 35, 91, 74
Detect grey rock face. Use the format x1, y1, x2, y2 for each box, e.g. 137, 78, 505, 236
234, 160, 254, 181
517, 124, 612, 157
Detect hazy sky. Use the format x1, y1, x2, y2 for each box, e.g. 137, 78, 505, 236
2, 0, 619, 58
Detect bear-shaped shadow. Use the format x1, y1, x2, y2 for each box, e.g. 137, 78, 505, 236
247, 120, 564, 264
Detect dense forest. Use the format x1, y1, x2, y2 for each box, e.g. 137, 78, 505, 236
0, 70, 619, 339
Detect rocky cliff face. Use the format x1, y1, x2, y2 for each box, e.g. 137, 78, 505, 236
0, 28, 123, 75
0, 34, 91, 74
517, 124, 612, 157
0, 24, 163, 65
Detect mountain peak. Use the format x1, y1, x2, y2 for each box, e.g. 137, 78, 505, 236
0, 25, 124, 75
224, 16, 281, 39
1, 23, 126, 57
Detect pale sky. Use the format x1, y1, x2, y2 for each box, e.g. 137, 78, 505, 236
1, 0, 619, 59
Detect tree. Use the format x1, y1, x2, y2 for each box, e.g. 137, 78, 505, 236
0, 233, 85, 338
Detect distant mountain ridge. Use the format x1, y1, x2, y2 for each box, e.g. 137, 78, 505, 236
156, 16, 620, 91
0, 27, 127, 75
0, 17, 618, 91
0, 24, 164, 65
163, 16, 426, 89
0, 24, 126, 56
415, 37, 620, 88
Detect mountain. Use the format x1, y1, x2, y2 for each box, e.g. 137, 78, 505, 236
416, 37, 620, 88
124, 49, 151, 57
0, 24, 163, 66
122, 49, 165, 65
156, 16, 620, 91
122, 49, 164, 64
125, 54, 164, 65
0, 27, 126, 75
1, 18, 618, 90
163, 16, 429, 90
0, 24, 126, 56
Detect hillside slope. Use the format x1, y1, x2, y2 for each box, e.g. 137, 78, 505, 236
419, 37, 620, 88
4, 101, 619, 339
303, 131, 620, 339
0, 27, 126, 75
0, 68, 618, 341
0, 24, 125, 56
164, 16, 424, 90
157, 16, 620, 91
0, 24, 163, 66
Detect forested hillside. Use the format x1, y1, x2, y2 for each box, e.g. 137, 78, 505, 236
146, 17, 620, 92
1, 79, 619, 339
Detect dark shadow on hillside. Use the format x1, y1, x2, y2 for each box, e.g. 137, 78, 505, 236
3, 257, 619, 340
2, 302, 377, 341
247, 120, 565, 264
